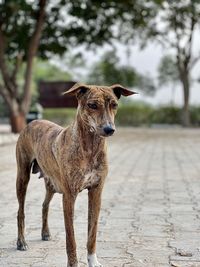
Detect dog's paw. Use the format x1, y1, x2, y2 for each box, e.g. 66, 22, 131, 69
17, 238, 28, 251
42, 232, 51, 241
88, 254, 103, 267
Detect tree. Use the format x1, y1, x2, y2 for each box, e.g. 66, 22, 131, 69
114, 0, 200, 126
158, 55, 179, 105
145, 1, 200, 126
87, 50, 156, 95
0, 0, 153, 133
0, 0, 47, 132
87, 50, 137, 86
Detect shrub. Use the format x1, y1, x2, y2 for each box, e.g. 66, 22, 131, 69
43, 104, 200, 127
190, 106, 200, 126
150, 106, 181, 125
43, 108, 76, 126
116, 103, 153, 126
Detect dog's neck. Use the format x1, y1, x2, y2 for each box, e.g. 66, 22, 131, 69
70, 113, 105, 157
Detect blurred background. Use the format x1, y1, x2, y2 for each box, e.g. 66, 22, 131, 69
0, 0, 200, 134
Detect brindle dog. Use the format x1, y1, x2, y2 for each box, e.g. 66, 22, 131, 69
16, 83, 136, 267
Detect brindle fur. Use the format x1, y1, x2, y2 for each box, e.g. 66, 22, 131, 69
16, 83, 135, 267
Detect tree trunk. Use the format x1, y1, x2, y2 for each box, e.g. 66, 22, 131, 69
181, 74, 190, 127
10, 112, 26, 133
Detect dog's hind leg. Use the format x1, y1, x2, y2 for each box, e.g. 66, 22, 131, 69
41, 178, 55, 241
16, 154, 31, 251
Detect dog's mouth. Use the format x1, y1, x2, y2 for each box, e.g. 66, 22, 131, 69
100, 132, 115, 137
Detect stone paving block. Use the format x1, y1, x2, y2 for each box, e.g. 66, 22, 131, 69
97, 241, 128, 259
169, 239, 200, 264
132, 224, 172, 238
124, 263, 170, 267
138, 214, 168, 225
170, 261, 200, 267
127, 247, 171, 265
98, 229, 132, 242
139, 206, 168, 215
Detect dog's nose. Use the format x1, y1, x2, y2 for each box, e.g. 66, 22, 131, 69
103, 126, 115, 136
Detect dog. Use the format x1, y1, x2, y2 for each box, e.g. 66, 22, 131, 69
16, 83, 135, 267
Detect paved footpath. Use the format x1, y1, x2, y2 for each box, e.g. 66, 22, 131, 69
1, 128, 200, 267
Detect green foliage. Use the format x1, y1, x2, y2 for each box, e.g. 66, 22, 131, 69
0, 0, 67, 59
0, 0, 155, 61
65, 1, 156, 46
118, 105, 200, 126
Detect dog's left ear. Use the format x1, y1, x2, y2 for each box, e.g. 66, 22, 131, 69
110, 84, 137, 99
63, 83, 89, 98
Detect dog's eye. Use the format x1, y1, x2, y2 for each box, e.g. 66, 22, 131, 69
111, 103, 118, 109
88, 103, 98, 110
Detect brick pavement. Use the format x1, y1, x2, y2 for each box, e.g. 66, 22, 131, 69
0, 128, 200, 267
0, 123, 18, 145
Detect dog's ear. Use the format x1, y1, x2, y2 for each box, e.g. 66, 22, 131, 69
63, 83, 89, 98
110, 84, 137, 99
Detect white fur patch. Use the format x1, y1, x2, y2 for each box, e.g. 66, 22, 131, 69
88, 254, 102, 267
84, 170, 99, 186
85, 170, 96, 181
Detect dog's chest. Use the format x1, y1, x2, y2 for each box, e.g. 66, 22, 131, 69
81, 170, 99, 190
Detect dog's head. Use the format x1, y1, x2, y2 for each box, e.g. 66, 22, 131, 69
64, 83, 137, 137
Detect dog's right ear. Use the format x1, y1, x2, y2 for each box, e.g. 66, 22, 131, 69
62, 83, 89, 98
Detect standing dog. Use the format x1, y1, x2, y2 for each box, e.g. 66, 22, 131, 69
16, 83, 135, 267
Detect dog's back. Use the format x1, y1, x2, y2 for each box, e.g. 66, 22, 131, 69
17, 119, 62, 149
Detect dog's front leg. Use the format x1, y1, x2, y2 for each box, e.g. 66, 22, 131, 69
63, 193, 78, 267
87, 186, 103, 267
